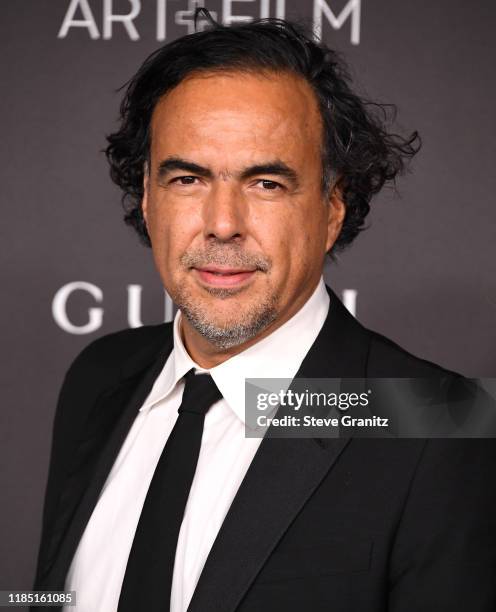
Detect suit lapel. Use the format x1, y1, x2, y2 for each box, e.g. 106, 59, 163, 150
40, 332, 173, 589
187, 287, 372, 612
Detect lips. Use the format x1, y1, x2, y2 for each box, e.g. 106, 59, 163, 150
194, 266, 257, 288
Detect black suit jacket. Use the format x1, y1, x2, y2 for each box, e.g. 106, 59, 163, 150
33, 286, 496, 611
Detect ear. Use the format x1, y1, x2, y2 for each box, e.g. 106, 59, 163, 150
142, 161, 150, 225
325, 181, 346, 252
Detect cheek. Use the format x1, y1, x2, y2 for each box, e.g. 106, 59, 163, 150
286, 210, 328, 271
272, 204, 325, 254
254, 213, 311, 280
254, 215, 291, 261
147, 201, 200, 256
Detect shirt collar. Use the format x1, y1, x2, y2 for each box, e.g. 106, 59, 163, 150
140, 277, 330, 424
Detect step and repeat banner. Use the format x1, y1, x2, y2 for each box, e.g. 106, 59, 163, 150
2, 0, 495, 591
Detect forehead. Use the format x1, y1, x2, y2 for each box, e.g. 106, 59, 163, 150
149, 70, 323, 166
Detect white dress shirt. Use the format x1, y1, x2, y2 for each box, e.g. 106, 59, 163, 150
64, 277, 330, 612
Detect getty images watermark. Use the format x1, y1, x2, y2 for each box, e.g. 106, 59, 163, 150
245, 378, 496, 438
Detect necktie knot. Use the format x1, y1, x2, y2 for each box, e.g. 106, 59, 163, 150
178, 368, 222, 416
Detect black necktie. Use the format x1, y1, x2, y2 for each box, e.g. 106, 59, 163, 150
117, 368, 222, 612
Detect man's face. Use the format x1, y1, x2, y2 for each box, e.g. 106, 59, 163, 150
143, 70, 344, 351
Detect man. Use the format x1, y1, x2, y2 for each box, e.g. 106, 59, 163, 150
33, 12, 496, 612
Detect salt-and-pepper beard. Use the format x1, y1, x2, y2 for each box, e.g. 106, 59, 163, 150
171, 245, 278, 350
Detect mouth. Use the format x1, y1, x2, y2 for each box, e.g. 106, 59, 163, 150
193, 266, 258, 288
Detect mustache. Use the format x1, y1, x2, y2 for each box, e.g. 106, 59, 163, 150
180, 245, 272, 272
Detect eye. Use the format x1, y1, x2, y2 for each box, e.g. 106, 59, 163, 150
171, 176, 199, 185
257, 179, 283, 191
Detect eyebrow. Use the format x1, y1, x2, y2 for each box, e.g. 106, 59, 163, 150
157, 157, 213, 180
239, 162, 299, 188
157, 156, 300, 188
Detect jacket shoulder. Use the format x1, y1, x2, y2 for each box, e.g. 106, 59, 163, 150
67, 323, 173, 382
56, 323, 173, 429
366, 328, 460, 378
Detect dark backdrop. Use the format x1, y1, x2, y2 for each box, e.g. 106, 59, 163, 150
1, 0, 495, 593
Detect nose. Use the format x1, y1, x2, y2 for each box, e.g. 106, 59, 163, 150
202, 182, 247, 243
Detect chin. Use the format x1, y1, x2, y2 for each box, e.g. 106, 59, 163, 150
199, 300, 258, 325
175, 284, 279, 346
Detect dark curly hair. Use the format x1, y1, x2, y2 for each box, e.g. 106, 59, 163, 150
105, 10, 420, 253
